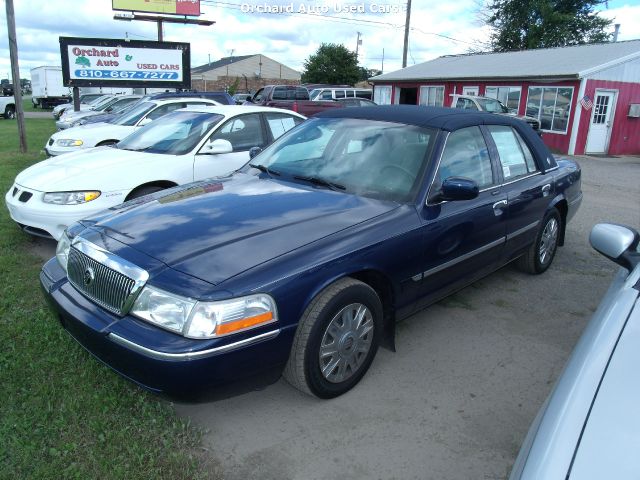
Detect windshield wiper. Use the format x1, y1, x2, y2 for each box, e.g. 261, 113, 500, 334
293, 175, 345, 191
249, 163, 280, 177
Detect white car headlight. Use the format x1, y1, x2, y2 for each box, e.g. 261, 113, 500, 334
56, 230, 72, 272
43, 191, 101, 205
130, 288, 277, 339
55, 139, 84, 147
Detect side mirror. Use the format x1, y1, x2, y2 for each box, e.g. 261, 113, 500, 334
590, 223, 640, 271
438, 177, 479, 202
249, 146, 262, 159
202, 139, 233, 155
138, 117, 153, 127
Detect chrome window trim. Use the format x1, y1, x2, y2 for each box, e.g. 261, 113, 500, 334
413, 237, 506, 281
506, 221, 540, 241
500, 171, 542, 187
71, 237, 149, 313
108, 329, 281, 361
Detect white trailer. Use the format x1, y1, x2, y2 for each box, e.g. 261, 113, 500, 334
30, 66, 70, 109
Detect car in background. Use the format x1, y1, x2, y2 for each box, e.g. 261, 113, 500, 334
334, 98, 377, 107
232, 93, 252, 104
56, 95, 142, 130
246, 85, 344, 116
0, 96, 16, 119
309, 87, 373, 101
7, 105, 304, 239
45, 97, 221, 156
2, 83, 14, 96
510, 223, 640, 480
52, 93, 107, 119
147, 91, 235, 105
450, 94, 541, 134
60, 95, 143, 130
38, 106, 581, 398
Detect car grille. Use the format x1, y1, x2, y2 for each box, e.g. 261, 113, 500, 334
67, 247, 137, 316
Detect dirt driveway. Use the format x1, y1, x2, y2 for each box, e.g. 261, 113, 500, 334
175, 155, 640, 480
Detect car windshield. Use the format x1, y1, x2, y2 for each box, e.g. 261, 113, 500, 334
308, 89, 320, 100
477, 98, 509, 113
90, 96, 115, 110
112, 102, 157, 126
116, 110, 224, 155
249, 117, 436, 203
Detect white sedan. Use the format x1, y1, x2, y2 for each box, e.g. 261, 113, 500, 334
45, 97, 221, 156
510, 223, 640, 479
6, 105, 305, 239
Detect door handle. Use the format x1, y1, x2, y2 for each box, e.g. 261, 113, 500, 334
542, 184, 551, 197
493, 200, 508, 216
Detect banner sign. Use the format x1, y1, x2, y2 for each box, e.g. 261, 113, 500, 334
59, 37, 191, 89
112, 0, 201, 16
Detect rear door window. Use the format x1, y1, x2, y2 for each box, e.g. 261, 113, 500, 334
487, 125, 538, 180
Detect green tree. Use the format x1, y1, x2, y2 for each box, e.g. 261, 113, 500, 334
301, 43, 360, 85
486, 0, 612, 51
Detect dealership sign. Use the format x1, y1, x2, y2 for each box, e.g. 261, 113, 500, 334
112, 0, 201, 16
59, 37, 191, 88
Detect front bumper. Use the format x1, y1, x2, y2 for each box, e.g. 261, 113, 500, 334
40, 258, 293, 394
5, 184, 124, 240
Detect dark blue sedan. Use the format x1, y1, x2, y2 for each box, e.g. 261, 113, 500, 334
41, 106, 582, 398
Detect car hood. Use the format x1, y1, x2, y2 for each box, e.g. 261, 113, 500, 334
50, 123, 132, 141
81, 174, 401, 286
15, 147, 157, 192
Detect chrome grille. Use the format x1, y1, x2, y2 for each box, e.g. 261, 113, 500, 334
67, 247, 136, 315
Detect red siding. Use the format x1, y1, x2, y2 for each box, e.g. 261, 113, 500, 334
574, 79, 640, 155
386, 79, 581, 154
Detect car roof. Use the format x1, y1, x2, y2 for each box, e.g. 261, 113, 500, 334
178, 104, 306, 118
315, 105, 522, 131
150, 97, 221, 106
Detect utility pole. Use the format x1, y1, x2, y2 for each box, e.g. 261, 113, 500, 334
5, 0, 27, 152
402, 0, 412, 68
381, 48, 385, 73
355, 32, 362, 60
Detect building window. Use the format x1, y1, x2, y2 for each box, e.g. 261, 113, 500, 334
374, 85, 392, 105
419, 86, 444, 107
485, 86, 521, 113
526, 87, 573, 133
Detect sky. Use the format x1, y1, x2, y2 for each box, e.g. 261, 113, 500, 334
1, 0, 640, 82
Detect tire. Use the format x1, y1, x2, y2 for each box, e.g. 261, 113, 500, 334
126, 185, 165, 200
516, 208, 561, 274
4, 106, 15, 119
284, 277, 383, 398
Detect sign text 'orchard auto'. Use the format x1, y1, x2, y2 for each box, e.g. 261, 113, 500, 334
59, 37, 191, 89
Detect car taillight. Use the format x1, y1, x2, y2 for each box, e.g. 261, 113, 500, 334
292, 101, 298, 113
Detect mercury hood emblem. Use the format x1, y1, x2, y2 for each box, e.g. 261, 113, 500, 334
83, 266, 95, 286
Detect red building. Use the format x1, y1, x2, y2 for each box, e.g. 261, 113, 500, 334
370, 40, 640, 156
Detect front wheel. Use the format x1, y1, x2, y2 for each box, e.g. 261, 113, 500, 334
284, 277, 382, 398
516, 208, 561, 274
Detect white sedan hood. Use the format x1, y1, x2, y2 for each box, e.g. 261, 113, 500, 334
16, 147, 166, 192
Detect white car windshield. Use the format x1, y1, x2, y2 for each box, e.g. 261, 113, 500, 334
116, 111, 225, 155
476, 98, 509, 113
90, 96, 115, 110
112, 102, 157, 126
250, 117, 436, 203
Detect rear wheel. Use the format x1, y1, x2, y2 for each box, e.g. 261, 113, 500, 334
284, 277, 382, 398
516, 208, 561, 274
4, 106, 15, 119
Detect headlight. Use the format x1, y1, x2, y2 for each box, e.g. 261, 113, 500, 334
55, 139, 84, 147
130, 289, 277, 339
43, 191, 101, 205
56, 230, 72, 272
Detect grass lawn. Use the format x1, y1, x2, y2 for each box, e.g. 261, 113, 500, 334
0, 119, 206, 479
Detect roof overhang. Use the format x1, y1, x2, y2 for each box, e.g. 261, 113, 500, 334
369, 74, 580, 83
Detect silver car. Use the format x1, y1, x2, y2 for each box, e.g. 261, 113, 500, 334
510, 223, 640, 479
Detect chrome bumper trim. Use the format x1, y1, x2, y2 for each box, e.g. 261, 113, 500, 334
108, 329, 281, 361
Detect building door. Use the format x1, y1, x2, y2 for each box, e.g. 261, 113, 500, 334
395, 87, 418, 105
462, 86, 479, 96
585, 90, 616, 154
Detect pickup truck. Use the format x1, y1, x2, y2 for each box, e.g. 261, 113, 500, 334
245, 85, 344, 116
0, 96, 15, 119
450, 94, 541, 134
41, 106, 582, 398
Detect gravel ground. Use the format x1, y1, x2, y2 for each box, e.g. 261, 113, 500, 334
26, 154, 640, 480
175, 154, 640, 480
